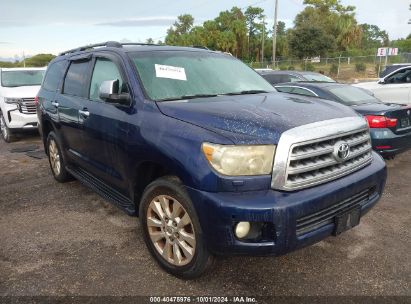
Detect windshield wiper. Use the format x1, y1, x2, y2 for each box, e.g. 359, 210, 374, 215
223, 90, 269, 96
156, 94, 219, 101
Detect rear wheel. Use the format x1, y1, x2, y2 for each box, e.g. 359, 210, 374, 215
140, 176, 214, 279
0, 112, 15, 143
47, 131, 72, 182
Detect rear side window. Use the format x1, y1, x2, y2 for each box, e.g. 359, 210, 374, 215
43, 61, 66, 92
275, 86, 294, 93
291, 87, 316, 97
63, 61, 90, 97
263, 74, 291, 84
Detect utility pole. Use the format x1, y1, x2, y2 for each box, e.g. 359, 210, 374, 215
272, 0, 279, 69
261, 17, 265, 68
23, 51, 26, 68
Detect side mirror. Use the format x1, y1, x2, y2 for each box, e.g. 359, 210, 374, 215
99, 80, 130, 105
378, 78, 386, 84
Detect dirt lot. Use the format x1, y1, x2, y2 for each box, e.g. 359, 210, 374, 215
0, 134, 410, 297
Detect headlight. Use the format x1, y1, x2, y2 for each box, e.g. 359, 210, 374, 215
202, 143, 276, 176
4, 98, 22, 104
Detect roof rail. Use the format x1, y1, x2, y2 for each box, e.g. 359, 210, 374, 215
59, 41, 163, 56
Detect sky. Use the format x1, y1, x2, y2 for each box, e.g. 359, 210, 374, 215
0, 0, 410, 59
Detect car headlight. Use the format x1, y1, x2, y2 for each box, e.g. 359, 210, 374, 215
202, 143, 276, 176
4, 98, 22, 104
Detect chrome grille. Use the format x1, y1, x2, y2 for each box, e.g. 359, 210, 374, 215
271, 117, 373, 191
286, 129, 372, 190
19, 98, 37, 114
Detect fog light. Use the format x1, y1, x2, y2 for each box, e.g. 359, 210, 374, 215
235, 222, 251, 239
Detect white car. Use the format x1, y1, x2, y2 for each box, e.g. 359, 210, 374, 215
354, 65, 411, 105
0, 67, 46, 142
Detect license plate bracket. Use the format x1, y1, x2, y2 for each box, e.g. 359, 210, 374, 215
333, 206, 361, 236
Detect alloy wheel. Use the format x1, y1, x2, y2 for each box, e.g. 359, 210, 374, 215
146, 195, 196, 266
0, 114, 7, 139
49, 139, 61, 176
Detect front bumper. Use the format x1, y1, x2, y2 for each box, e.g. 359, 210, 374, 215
370, 128, 411, 156
186, 151, 386, 256
1, 104, 38, 130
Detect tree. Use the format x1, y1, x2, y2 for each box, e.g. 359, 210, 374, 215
294, 0, 361, 51
244, 6, 264, 60
276, 21, 286, 36
360, 24, 389, 49
145, 38, 155, 44
24, 54, 55, 67
165, 14, 195, 46
289, 26, 335, 58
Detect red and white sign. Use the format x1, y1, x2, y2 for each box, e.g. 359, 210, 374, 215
388, 48, 398, 56
377, 47, 387, 57
377, 47, 399, 56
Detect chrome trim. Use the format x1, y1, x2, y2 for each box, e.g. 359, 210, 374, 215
275, 85, 319, 97
271, 116, 372, 191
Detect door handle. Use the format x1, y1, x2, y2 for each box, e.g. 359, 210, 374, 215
79, 109, 90, 118
51, 101, 59, 108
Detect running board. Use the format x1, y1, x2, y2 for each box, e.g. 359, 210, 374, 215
66, 165, 136, 216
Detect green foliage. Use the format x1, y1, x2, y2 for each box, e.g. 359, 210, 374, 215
145, 38, 155, 44
295, 0, 361, 52
162, 1, 403, 63
24, 54, 55, 67
360, 24, 389, 49
329, 63, 338, 75
0, 61, 15, 68
288, 66, 295, 70
355, 62, 366, 72
276, 21, 286, 36
305, 62, 316, 71
392, 38, 411, 52
279, 64, 288, 70
375, 64, 382, 76
289, 26, 335, 58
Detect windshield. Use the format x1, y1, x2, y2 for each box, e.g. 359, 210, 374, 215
129, 51, 275, 101
1, 70, 45, 87
328, 86, 378, 105
302, 73, 335, 82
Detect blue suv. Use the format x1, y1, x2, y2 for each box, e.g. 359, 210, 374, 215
37, 42, 387, 278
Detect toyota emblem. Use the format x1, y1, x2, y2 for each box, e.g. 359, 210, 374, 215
333, 142, 350, 162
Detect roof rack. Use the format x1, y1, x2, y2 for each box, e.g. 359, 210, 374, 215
59, 41, 163, 56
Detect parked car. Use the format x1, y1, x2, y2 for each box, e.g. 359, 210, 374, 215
257, 69, 336, 85
354, 65, 411, 104
275, 82, 411, 157
379, 63, 411, 78
0, 67, 46, 142
37, 41, 386, 279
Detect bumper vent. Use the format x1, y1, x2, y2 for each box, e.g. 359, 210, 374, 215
19, 98, 36, 114
296, 186, 376, 236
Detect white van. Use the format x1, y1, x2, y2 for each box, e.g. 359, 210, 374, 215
0, 67, 46, 142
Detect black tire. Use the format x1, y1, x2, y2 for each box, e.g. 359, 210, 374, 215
139, 176, 214, 279
46, 131, 72, 182
0, 112, 15, 143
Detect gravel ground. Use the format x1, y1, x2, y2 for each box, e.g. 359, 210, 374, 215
0, 134, 410, 297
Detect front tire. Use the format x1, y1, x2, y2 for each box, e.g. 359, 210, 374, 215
0, 112, 15, 143
139, 176, 214, 279
47, 131, 72, 182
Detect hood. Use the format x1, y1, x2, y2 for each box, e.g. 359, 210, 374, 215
0, 85, 41, 98
156, 92, 360, 144
353, 81, 380, 90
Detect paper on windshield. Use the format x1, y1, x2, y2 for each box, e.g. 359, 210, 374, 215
155, 64, 187, 81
